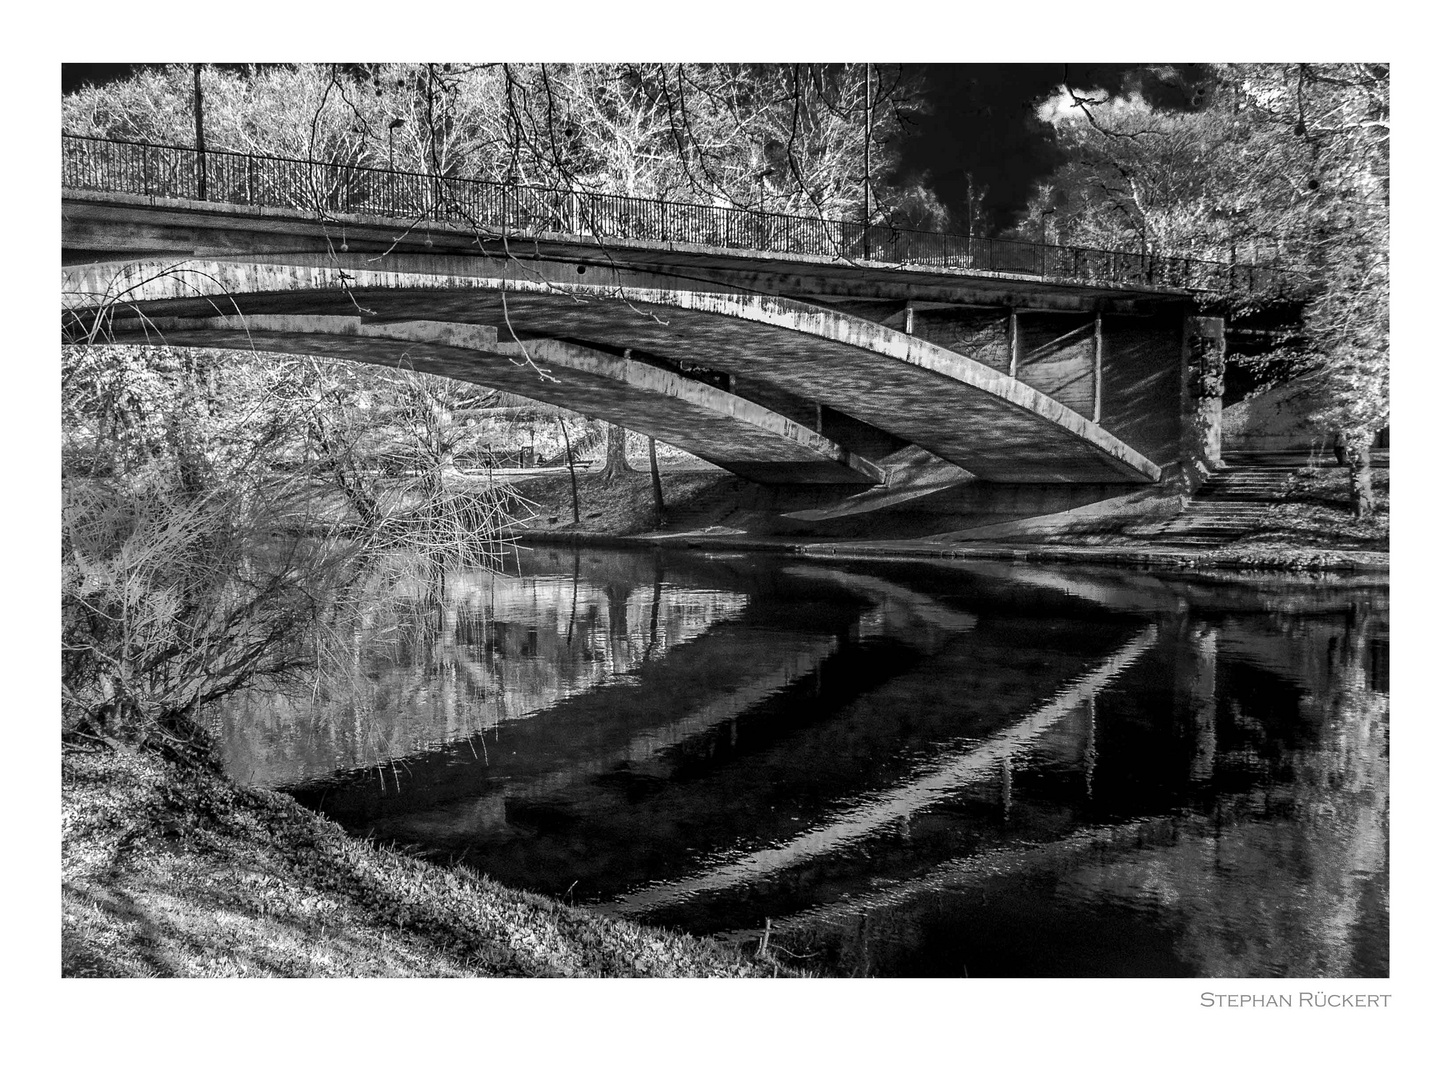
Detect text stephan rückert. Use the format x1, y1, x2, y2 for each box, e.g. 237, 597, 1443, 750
1200, 993, 1390, 1008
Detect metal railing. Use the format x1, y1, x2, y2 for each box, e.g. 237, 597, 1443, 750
62, 133, 1295, 296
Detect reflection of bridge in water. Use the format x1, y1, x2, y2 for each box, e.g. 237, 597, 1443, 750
239, 550, 1386, 976
218, 552, 750, 786
286, 556, 1168, 901
594, 625, 1156, 918
361, 563, 986, 843
286, 555, 976, 822
682, 574, 1388, 977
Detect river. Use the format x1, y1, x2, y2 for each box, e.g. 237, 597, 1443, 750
215, 544, 1389, 978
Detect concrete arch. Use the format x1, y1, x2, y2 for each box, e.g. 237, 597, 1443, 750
107, 313, 885, 486
64, 253, 1162, 484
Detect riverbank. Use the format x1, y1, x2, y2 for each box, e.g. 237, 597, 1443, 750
508, 456, 1389, 575
62, 747, 792, 977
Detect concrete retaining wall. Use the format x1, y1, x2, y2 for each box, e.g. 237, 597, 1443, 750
911, 309, 1012, 373
1098, 312, 1185, 467
1017, 314, 1097, 419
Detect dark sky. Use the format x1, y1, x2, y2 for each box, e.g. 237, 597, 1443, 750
898, 63, 1214, 231
63, 63, 145, 94
62, 62, 1210, 232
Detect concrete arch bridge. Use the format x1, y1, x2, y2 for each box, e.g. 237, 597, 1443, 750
62, 136, 1255, 522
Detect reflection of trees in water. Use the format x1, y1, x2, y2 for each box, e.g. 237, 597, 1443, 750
215, 550, 748, 786
1199, 603, 1386, 976
1067, 604, 1389, 977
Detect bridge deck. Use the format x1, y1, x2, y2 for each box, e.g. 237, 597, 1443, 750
63, 133, 1297, 299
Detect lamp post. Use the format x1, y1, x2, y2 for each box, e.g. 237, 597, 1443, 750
754, 166, 774, 248
388, 118, 406, 169
388, 118, 406, 213
193, 63, 207, 200
1038, 205, 1056, 246
1038, 206, 1056, 276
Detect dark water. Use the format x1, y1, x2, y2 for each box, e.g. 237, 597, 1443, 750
217, 546, 1389, 978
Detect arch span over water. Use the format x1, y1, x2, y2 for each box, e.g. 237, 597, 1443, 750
66, 253, 1165, 486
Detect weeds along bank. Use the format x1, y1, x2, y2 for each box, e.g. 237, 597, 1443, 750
62, 747, 790, 977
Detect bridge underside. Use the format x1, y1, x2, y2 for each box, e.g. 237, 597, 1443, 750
113, 314, 881, 485
67, 262, 1171, 490
62, 193, 1207, 490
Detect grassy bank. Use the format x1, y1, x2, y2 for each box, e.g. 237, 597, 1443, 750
62, 747, 790, 978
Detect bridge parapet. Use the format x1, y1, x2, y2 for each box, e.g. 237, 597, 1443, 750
63, 133, 1302, 298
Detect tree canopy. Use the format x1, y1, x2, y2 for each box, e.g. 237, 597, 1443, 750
1028, 63, 1388, 506
63, 63, 945, 227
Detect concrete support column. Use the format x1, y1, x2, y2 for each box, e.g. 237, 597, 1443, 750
1007, 307, 1019, 379
1092, 311, 1103, 423
1181, 314, 1226, 488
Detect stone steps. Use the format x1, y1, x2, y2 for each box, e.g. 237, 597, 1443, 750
1128, 456, 1303, 544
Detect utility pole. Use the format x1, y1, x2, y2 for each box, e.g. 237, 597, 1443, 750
193, 63, 207, 200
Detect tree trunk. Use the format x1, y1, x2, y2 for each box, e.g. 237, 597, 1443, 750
309, 415, 381, 528
413, 382, 457, 505
558, 418, 580, 524
1348, 441, 1375, 519
598, 423, 631, 482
